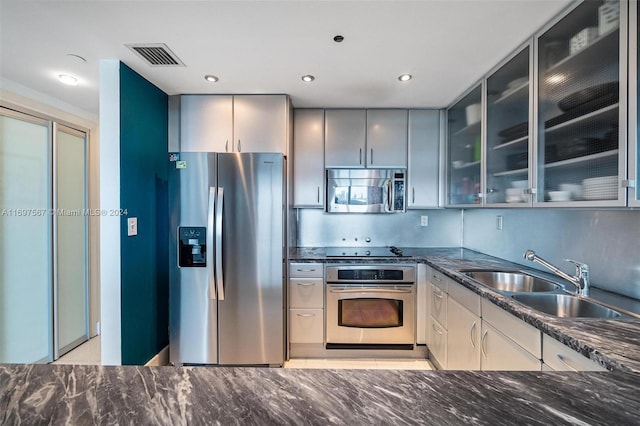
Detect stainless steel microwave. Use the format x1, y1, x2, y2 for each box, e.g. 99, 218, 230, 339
326, 169, 406, 213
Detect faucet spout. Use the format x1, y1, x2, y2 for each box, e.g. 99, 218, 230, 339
523, 249, 590, 296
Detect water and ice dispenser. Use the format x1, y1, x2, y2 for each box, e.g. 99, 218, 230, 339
178, 227, 206, 267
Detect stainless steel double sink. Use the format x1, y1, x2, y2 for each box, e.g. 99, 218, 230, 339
459, 270, 627, 319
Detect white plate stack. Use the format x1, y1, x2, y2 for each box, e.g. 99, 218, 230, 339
582, 176, 618, 200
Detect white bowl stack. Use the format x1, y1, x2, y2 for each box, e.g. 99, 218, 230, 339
582, 176, 618, 200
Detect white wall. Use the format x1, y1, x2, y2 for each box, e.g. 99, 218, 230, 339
98, 60, 121, 365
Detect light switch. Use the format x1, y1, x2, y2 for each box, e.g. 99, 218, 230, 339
128, 217, 138, 236
496, 215, 503, 231
420, 215, 429, 227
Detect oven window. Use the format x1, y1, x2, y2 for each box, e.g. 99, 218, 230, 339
333, 186, 383, 206
338, 298, 403, 328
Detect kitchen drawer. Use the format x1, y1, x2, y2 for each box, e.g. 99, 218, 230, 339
542, 334, 607, 372
429, 269, 449, 293
289, 262, 323, 278
430, 283, 447, 328
430, 320, 447, 369
289, 309, 324, 344
482, 298, 541, 359
289, 278, 323, 308
448, 280, 481, 317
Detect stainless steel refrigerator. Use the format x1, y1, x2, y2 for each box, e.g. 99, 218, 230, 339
168, 152, 285, 366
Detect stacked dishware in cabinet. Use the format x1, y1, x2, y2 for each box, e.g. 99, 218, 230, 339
485, 45, 532, 206
447, 85, 483, 206
536, 0, 625, 205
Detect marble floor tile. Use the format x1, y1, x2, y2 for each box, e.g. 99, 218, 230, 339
52, 335, 101, 365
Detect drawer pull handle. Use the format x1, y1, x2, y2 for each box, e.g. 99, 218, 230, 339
432, 324, 442, 336
469, 321, 477, 348
296, 282, 316, 287
296, 268, 317, 272
296, 313, 315, 318
556, 354, 579, 372
481, 330, 488, 358
432, 275, 442, 282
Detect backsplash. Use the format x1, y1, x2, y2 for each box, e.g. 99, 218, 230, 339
463, 209, 640, 300
296, 209, 462, 248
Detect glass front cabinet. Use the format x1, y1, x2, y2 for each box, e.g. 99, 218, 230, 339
446, 85, 483, 206
536, 0, 627, 206
447, 0, 633, 208
485, 45, 532, 206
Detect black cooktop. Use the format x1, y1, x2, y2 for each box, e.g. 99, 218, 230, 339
326, 246, 407, 257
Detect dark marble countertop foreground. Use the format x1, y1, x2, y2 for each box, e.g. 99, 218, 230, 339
290, 247, 640, 373
1, 364, 639, 426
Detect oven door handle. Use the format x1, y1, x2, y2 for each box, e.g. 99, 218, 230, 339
329, 288, 413, 294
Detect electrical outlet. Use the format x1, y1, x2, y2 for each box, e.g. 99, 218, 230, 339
420, 215, 429, 227
496, 215, 503, 231
128, 217, 138, 236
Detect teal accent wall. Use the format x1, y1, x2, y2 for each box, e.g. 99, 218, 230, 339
119, 63, 169, 365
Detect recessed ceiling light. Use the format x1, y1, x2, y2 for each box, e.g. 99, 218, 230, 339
58, 74, 78, 86
398, 74, 412, 82
204, 75, 219, 82
301, 75, 315, 82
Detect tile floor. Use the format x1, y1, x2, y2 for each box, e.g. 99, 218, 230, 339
52, 336, 434, 371
284, 358, 434, 370
52, 335, 101, 365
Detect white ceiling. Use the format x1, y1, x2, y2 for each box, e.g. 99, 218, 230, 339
0, 0, 572, 117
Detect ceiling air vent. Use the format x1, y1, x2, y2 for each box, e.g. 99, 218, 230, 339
125, 43, 185, 67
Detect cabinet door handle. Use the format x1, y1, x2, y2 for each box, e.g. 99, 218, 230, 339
469, 321, 477, 348
412, 187, 415, 204
296, 313, 315, 318
359, 148, 362, 165
317, 186, 320, 203
370, 148, 373, 165
237, 139, 241, 152
556, 354, 579, 372
225, 139, 229, 152
481, 330, 488, 358
295, 282, 316, 287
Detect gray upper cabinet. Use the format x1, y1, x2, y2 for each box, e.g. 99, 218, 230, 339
233, 95, 289, 153
630, 0, 640, 207
180, 95, 233, 152
293, 109, 324, 207
366, 110, 408, 168
177, 94, 289, 153
324, 109, 367, 168
408, 110, 440, 208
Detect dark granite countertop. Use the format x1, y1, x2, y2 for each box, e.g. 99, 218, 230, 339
290, 247, 640, 373
2, 364, 639, 425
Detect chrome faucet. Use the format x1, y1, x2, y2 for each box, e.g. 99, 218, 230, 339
523, 249, 590, 297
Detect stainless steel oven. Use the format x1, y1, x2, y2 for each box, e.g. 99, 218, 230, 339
325, 265, 416, 348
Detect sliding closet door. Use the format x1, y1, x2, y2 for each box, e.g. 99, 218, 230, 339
0, 108, 52, 363
54, 124, 88, 357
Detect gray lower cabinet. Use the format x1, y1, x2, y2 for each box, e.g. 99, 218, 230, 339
408, 110, 441, 208
293, 109, 324, 207
446, 297, 481, 370
480, 322, 542, 371
289, 263, 324, 348
542, 334, 607, 372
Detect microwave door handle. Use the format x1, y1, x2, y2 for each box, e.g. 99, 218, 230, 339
385, 180, 393, 212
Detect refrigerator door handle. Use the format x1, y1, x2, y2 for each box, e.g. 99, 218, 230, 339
215, 186, 225, 300
207, 187, 216, 300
